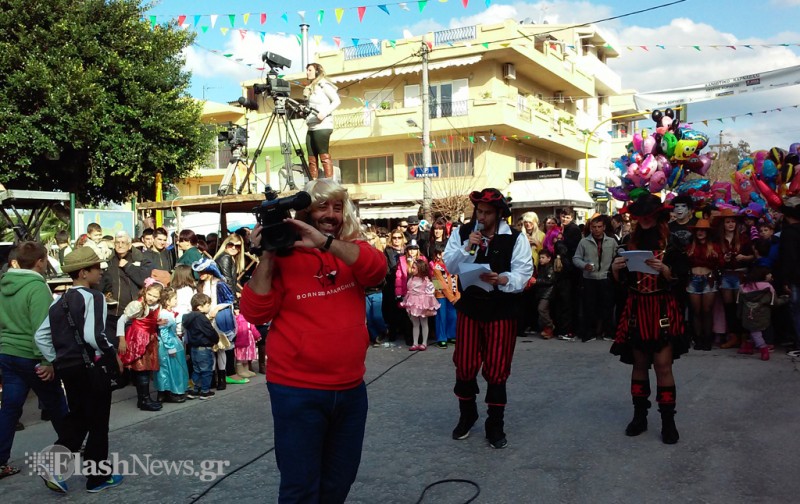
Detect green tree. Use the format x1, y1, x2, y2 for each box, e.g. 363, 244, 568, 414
0, 0, 213, 205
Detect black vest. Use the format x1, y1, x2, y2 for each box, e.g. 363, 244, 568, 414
455, 225, 522, 321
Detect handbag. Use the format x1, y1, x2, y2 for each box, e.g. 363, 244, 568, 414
61, 294, 125, 392
212, 333, 232, 352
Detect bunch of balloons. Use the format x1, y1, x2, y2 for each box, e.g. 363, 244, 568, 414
732, 144, 800, 209
609, 108, 717, 201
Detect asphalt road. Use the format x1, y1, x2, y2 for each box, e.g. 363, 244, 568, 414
4, 336, 800, 503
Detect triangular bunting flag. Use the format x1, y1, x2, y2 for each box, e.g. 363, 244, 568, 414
336, 8, 344, 23
479, 135, 486, 142
462, 0, 469, 7
482, 42, 489, 48
702, 120, 708, 126
239, 29, 247, 40
731, 117, 736, 122
744, 45, 753, 49
399, 3, 410, 11
352, 38, 360, 47
502, 136, 508, 141
485, 0, 491, 6
426, 41, 432, 50
223, 53, 233, 58
747, 112, 753, 116
657, 44, 665, 49
260, 13, 266, 24
194, 15, 201, 26
177, 15, 186, 26
389, 39, 396, 48
500, 43, 510, 47
693, 45, 701, 51
314, 35, 323, 46
259, 32, 265, 42
298, 11, 306, 21
318, 10, 324, 24
220, 28, 229, 36
243, 13, 250, 24
717, 118, 724, 123
640, 46, 648, 51
358, 6, 366, 22
210, 15, 218, 28
228, 14, 235, 27
281, 12, 288, 23
333, 36, 341, 48
149, 15, 157, 28
727, 45, 736, 50
295, 34, 302, 45
201, 26, 209, 33
378, 4, 390, 15
469, 136, 475, 143
418, 0, 428, 13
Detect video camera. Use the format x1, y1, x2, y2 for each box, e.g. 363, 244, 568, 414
217, 124, 247, 147
253, 52, 292, 98
252, 186, 312, 252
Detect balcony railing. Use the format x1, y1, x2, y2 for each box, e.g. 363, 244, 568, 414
334, 111, 371, 128
517, 104, 532, 122
434, 25, 477, 46
343, 42, 382, 61
429, 99, 469, 119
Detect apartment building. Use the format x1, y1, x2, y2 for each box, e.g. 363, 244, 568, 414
191, 19, 625, 221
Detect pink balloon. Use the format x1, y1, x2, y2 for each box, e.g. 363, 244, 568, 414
656, 155, 671, 177
649, 170, 667, 192
632, 133, 643, 153
638, 154, 657, 180
642, 135, 656, 155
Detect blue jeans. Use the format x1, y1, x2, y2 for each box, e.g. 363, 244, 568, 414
365, 292, 387, 342
267, 382, 368, 504
435, 298, 457, 342
0, 354, 69, 464
190, 347, 214, 393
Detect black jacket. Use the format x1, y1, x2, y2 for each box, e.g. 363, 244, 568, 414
101, 248, 153, 317
145, 248, 174, 272
777, 222, 800, 289
183, 311, 219, 348
215, 253, 239, 302
534, 263, 555, 300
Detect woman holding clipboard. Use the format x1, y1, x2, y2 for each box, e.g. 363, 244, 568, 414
610, 194, 687, 445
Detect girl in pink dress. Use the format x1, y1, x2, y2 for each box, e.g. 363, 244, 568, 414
401, 258, 439, 351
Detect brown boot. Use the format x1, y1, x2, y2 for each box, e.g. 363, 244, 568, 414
319, 153, 334, 178
720, 334, 740, 349
257, 345, 266, 374
307, 155, 318, 179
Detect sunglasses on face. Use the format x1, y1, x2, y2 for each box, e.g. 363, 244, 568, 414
392, 236, 403, 239
398, 225, 408, 228
228, 243, 242, 249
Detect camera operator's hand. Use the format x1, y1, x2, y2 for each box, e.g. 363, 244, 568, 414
285, 218, 327, 250
247, 225, 276, 296
249, 225, 274, 258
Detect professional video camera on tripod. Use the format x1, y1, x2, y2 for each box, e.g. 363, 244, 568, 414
231, 51, 318, 194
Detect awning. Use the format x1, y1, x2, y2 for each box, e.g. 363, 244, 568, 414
394, 55, 482, 75
329, 69, 392, 83
357, 202, 419, 220
504, 169, 595, 209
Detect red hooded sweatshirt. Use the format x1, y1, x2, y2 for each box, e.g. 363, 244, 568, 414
240, 241, 387, 390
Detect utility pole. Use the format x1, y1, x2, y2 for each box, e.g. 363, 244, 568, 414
708, 130, 732, 158
421, 38, 432, 221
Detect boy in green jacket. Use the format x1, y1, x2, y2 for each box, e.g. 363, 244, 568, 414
0, 242, 68, 479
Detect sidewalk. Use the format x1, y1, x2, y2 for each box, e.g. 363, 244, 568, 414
4, 337, 800, 503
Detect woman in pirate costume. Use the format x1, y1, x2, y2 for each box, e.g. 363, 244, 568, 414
610, 194, 687, 445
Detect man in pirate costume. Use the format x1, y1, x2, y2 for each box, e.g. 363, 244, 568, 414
443, 188, 533, 449
610, 194, 688, 445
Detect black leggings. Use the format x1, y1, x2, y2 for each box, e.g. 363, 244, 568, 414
306, 128, 332, 157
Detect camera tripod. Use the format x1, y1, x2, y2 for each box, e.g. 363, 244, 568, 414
237, 96, 312, 193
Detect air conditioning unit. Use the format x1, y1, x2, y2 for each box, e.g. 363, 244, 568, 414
502, 63, 516, 80
554, 91, 565, 103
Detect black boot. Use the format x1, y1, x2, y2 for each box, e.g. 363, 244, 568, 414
135, 372, 162, 411
659, 405, 680, 444
485, 405, 507, 449
257, 345, 266, 374
452, 398, 479, 440
625, 397, 650, 436
216, 370, 227, 390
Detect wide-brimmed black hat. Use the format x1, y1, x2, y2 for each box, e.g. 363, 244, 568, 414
627, 193, 671, 219
469, 188, 512, 217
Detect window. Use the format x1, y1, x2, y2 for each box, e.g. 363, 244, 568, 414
339, 155, 394, 184
516, 155, 533, 172
406, 149, 474, 178
365, 89, 394, 110
429, 79, 468, 118
199, 184, 220, 196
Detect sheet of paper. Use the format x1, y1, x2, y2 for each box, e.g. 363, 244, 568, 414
457, 262, 494, 292
619, 250, 657, 275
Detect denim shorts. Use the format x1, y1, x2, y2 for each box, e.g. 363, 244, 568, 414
686, 274, 717, 294
719, 271, 741, 290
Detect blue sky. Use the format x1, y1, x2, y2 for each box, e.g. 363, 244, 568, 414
144, 0, 800, 149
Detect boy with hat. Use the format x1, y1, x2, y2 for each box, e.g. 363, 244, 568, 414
443, 188, 533, 449
35, 247, 123, 493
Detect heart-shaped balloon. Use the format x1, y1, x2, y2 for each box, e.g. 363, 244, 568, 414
609, 186, 630, 201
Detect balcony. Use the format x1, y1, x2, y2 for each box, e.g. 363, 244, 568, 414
429, 99, 469, 119
577, 55, 622, 94
434, 26, 477, 47
343, 42, 382, 61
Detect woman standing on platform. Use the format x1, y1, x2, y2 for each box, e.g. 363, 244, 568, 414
303, 63, 341, 179
610, 194, 687, 445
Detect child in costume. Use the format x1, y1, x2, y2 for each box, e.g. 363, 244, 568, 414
401, 258, 439, 351
234, 313, 260, 378
430, 245, 459, 348
154, 287, 190, 402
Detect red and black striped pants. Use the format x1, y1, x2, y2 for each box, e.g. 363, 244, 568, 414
454, 313, 517, 385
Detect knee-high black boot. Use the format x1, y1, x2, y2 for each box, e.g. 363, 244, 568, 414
135, 372, 162, 411
626, 379, 651, 436
452, 379, 479, 440
657, 386, 679, 444
216, 370, 227, 390
485, 383, 508, 449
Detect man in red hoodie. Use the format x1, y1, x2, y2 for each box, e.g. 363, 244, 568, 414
240, 178, 386, 504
